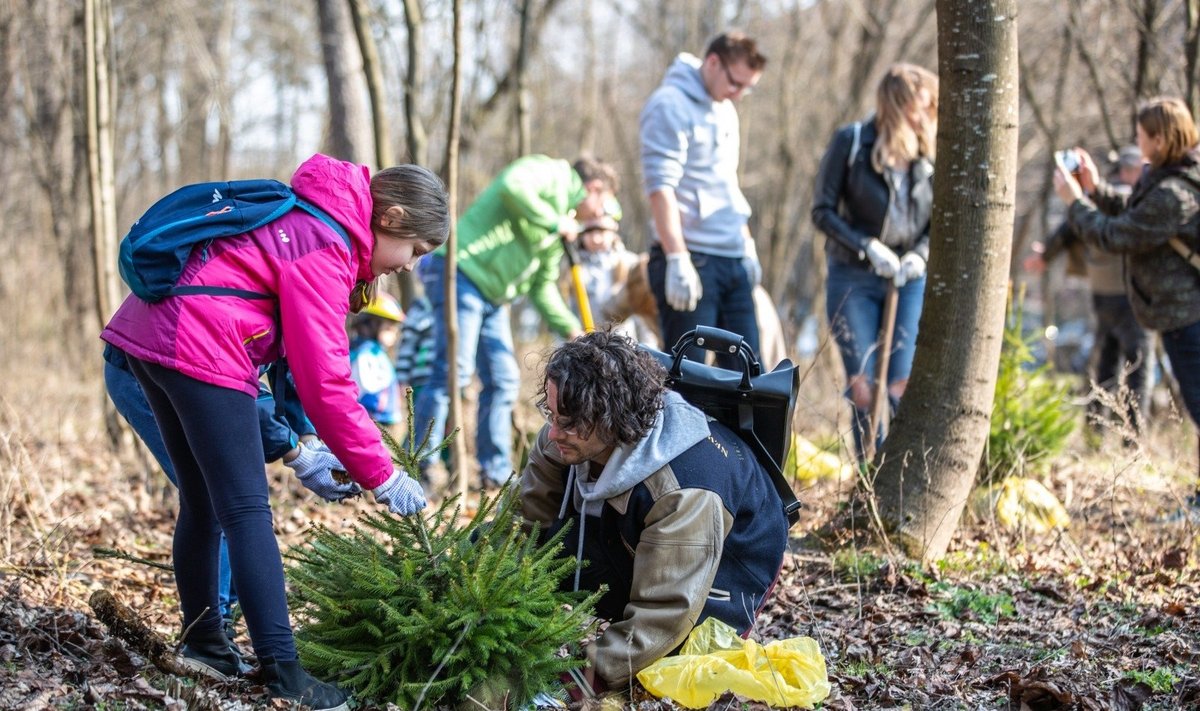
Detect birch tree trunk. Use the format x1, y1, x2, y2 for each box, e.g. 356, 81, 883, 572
870, 0, 1020, 563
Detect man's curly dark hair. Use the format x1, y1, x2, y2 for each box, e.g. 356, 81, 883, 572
538, 330, 667, 445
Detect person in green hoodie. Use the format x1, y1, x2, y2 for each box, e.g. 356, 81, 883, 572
412, 155, 618, 487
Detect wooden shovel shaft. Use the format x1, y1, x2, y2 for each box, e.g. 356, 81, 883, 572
864, 281, 899, 464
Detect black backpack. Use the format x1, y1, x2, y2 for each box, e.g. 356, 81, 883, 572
641, 326, 802, 527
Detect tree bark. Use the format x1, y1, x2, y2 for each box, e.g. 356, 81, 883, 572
1188, 0, 1200, 120
870, 0, 1019, 563
446, 0, 467, 499
347, 0, 393, 169
85, 0, 120, 331
315, 0, 370, 163
400, 0, 429, 165
515, 0, 533, 157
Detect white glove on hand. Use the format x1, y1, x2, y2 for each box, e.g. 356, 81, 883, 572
742, 254, 762, 287
864, 239, 901, 279
372, 470, 427, 516
287, 442, 359, 502
898, 252, 927, 285
665, 252, 702, 312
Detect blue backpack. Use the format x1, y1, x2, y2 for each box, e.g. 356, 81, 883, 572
118, 179, 350, 302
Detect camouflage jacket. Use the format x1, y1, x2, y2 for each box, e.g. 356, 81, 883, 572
1068, 149, 1200, 332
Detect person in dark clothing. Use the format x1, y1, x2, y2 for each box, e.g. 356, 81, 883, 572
811, 63, 938, 465
1054, 96, 1200, 511
519, 330, 787, 694
1026, 146, 1153, 437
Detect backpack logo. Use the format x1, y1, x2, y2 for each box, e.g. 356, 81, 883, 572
212, 189, 222, 203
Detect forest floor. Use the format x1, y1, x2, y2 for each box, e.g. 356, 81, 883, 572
1, 351, 1199, 710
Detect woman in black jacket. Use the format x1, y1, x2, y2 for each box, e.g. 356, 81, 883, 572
811, 63, 938, 465
1055, 96, 1200, 509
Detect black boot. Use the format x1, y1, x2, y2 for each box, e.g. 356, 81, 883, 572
178, 625, 253, 680
259, 657, 349, 711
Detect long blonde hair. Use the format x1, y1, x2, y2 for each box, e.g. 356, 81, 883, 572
872, 63, 938, 172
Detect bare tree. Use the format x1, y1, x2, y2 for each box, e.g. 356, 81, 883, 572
347, 0, 393, 169
400, 0, 429, 165
869, 0, 1020, 562
84, 0, 119, 330
446, 0, 468, 499
316, 0, 370, 163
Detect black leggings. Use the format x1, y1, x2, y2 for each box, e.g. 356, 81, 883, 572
127, 357, 296, 661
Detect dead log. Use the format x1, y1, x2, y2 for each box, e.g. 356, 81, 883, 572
88, 589, 192, 678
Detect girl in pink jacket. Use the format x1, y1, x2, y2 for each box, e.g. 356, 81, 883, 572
101, 154, 448, 711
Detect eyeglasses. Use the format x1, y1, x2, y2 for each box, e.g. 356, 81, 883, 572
719, 58, 754, 96
537, 402, 579, 436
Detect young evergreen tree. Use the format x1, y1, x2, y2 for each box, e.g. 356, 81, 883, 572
285, 398, 599, 709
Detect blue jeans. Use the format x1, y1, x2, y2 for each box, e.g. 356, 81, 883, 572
127, 356, 296, 661
412, 256, 521, 483
103, 349, 238, 619
825, 260, 926, 461
647, 246, 760, 370
1162, 319, 1200, 430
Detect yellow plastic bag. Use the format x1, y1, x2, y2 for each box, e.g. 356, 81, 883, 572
636, 618, 831, 709
785, 433, 851, 484
970, 476, 1070, 533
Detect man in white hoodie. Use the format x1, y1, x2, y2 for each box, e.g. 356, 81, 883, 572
519, 330, 788, 694
640, 32, 766, 370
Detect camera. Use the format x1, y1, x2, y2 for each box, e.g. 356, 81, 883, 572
1055, 150, 1081, 174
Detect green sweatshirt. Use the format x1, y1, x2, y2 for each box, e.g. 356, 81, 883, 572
438, 155, 585, 337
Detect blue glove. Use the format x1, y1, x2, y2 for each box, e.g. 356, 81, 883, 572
286, 442, 360, 502
372, 470, 428, 515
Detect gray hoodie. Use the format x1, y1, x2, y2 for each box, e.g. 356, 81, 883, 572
564, 390, 709, 518
640, 53, 752, 258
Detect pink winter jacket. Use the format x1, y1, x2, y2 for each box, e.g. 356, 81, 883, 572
101, 154, 394, 489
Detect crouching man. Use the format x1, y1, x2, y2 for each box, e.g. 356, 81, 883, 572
519, 330, 788, 694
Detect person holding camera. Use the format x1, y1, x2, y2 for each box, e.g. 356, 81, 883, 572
1054, 96, 1200, 511
811, 63, 939, 465
1027, 146, 1152, 438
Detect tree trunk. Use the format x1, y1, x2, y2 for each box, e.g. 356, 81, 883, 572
401, 0, 428, 165
315, 0, 370, 163
446, 0, 467, 499
870, 0, 1019, 563
85, 0, 120, 331
515, 0, 533, 157
1188, 0, 1200, 120
1132, 0, 1160, 133
347, 0, 393, 169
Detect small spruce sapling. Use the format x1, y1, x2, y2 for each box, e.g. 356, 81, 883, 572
285, 390, 601, 709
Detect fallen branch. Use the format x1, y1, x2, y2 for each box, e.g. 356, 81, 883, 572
88, 589, 191, 678
92, 546, 174, 572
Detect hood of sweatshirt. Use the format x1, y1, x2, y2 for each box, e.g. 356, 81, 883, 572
662, 52, 712, 106
571, 390, 709, 516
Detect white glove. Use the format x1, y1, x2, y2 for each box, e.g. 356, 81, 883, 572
898, 252, 927, 285
864, 239, 901, 279
742, 237, 762, 287
287, 442, 360, 502
665, 252, 702, 312
372, 469, 428, 516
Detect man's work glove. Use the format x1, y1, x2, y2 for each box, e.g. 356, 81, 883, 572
864, 239, 901, 280
665, 252, 702, 312
286, 442, 360, 502
742, 236, 762, 287
372, 469, 428, 516
898, 252, 927, 285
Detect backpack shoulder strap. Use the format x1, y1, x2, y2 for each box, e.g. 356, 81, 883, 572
294, 198, 351, 249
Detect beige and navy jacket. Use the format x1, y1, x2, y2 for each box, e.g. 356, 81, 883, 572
518, 391, 788, 686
